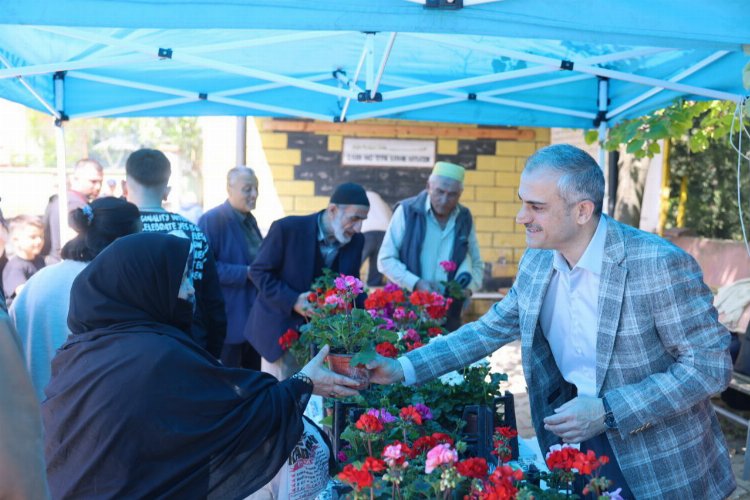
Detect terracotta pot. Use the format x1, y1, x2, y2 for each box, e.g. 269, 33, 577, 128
326, 353, 370, 391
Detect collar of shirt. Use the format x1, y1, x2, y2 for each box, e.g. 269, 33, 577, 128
317, 212, 338, 247
552, 215, 608, 275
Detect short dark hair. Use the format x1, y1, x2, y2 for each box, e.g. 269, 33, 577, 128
125, 149, 171, 187
62, 197, 142, 262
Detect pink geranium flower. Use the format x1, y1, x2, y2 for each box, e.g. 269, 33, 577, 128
439, 260, 457, 273
425, 443, 458, 473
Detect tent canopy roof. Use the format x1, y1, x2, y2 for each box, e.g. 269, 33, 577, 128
1, 0, 748, 129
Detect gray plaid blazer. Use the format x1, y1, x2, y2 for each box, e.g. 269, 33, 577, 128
406, 216, 735, 498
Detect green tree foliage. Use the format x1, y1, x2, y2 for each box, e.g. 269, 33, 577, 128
667, 138, 750, 240
26, 112, 202, 170
585, 99, 750, 239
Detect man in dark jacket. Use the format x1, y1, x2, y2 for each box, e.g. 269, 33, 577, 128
124, 148, 227, 358
247, 182, 369, 380
199, 166, 262, 369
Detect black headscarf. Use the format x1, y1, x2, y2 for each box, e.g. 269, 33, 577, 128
43, 233, 311, 499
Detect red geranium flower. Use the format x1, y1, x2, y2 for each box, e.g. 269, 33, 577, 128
338, 463, 374, 491
427, 326, 443, 337
355, 414, 384, 433
375, 341, 398, 358
399, 406, 423, 425
456, 457, 489, 479
363, 456, 386, 473
278, 328, 299, 350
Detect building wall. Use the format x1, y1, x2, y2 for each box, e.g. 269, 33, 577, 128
253, 118, 551, 288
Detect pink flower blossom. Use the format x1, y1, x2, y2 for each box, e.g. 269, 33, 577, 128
384, 283, 401, 293
403, 328, 420, 343
393, 307, 407, 320
334, 275, 364, 295
439, 260, 457, 273
337, 451, 348, 462
425, 443, 458, 473
324, 294, 344, 307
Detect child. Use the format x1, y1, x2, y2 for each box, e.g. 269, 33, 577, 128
3, 215, 45, 305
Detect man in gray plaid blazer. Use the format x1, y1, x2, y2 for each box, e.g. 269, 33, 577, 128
368, 144, 735, 498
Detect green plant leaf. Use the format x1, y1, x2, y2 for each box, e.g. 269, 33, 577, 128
350, 349, 376, 366
584, 129, 599, 145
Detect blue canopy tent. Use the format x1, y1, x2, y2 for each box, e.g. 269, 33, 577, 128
1, 0, 748, 234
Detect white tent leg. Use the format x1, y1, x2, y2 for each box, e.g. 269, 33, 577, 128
54, 73, 69, 253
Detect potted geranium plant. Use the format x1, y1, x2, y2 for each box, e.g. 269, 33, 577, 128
284, 271, 397, 389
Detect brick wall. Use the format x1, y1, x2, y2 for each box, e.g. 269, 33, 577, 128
255, 118, 550, 289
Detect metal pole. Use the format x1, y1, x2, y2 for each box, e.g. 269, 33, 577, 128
236, 116, 247, 166
597, 78, 610, 214
54, 72, 69, 252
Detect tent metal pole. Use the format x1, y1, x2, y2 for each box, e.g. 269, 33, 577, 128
339, 39, 370, 122
607, 51, 730, 119
383, 65, 556, 100
34, 26, 359, 100
371, 32, 397, 98
0, 54, 60, 118
380, 75, 597, 120
236, 117, 247, 167
0, 55, 149, 80
69, 98, 197, 119
347, 96, 465, 121
480, 74, 594, 97
404, 34, 743, 102
597, 77, 611, 214
54, 72, 69, 254
478, 95, 597, 119
209, 95, 334, 122
365, 33, 375, 93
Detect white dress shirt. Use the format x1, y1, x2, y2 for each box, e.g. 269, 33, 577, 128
538, 216, 608, 397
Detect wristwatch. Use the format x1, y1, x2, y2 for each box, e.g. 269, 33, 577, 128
602, 395, 617, 429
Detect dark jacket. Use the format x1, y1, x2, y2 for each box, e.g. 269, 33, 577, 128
246, 212, 364, 362
199, 201, 262, 344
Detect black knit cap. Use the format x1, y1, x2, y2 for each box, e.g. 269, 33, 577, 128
329, 182, 370, 206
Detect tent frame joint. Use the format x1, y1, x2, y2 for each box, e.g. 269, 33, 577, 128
560, 60, 574, 71
467, 92, 477, 100
158, 48, 173, 59
357, 90, 382, 102
54, 113, 69, 127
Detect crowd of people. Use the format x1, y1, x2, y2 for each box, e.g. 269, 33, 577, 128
0, 143, 736, 499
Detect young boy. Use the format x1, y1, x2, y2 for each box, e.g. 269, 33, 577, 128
2, 215, 45, 305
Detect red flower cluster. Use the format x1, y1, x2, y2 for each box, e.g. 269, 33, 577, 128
375, 341, 398, 358
355, 414, 385, 434
427, 326, 444, 337
492, 426, 518, 462
456, 457, 489, 479
363, 456, 386, 473
409, 290, 452, 320
338, 463, 374, 491
278, 328, 299, 350
412, 432, 454, 456
546, 446, 608, 475
399, 405, 423, 426
479, 465, 524, 500
364, 287, 406, 310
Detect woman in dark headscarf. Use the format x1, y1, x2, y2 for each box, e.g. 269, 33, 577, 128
43, 232, 358, 499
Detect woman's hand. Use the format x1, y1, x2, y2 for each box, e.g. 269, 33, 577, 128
301, 345, 360, 398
